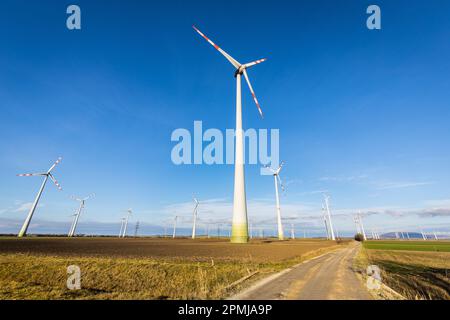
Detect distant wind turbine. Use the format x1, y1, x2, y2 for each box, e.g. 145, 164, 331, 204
323, 206, 331, 239
265, 162, 285, 240
17, 157, 63, 237
173, 215, 178, 239
68, 194, 94, 237
121, 209, 132, 238
357, 211, 367, 241
192, 197, 199, 239
119, 217, 126, 237
193, 26, 267, 243
323, 194, 336, 240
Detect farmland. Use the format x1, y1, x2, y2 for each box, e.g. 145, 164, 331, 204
0, 237, 346, 300
358, 240, 450, 300
363, 240, 450, 252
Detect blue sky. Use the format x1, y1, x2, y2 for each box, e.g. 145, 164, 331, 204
1, 0, 450, 236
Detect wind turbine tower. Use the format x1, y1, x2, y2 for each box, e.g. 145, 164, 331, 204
121, 209, 132, 238
323, 194, 336, 240
134, 221, 140, 237
323, 206, 330, 239
353, 216, 361, 235
290, 223, 295, 240
193, 26, 267, 243
68, 194, 94, 237
264, 162, 285, 240
421, 230, 427, 241
17, 157, 63, 237
172, 216, 178, 239
357, 212, 367, 241
119, 217, 125, 237
192, 197, 199, 239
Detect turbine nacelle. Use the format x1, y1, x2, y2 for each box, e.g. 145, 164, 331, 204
193, 25, 266, 118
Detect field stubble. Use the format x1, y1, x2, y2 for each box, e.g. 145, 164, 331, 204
355, 241, 450, 300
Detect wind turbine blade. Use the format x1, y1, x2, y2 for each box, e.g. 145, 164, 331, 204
48, 174, 62, 190
192, 25, 241, 69
276, 161, 285, 174
17, 173, 45, 177
47, 157, 62, 173
243, 58, 267, 69
243, 69, 263, 118
83, 193, 95, 201
277, 175, 285, 192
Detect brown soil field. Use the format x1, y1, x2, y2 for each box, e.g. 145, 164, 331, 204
0, 237, 348, 299
0, 237, 342, 262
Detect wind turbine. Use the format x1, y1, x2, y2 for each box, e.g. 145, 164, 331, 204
323, 194, 336, 240
353, 215, 361, 235
121, 209, 132, 238
357, 211, 367, 241
421, 229, 427, 241
172, 215, 178, 239
119, 217, 125, 237
134, 221, 140, 237
17, 157, 63, 237
323, 205, 331, 239
264, 162, 285, 240
192, 197, 199, 239
68, 212, 77, 237
68, 194, 94, 237
193, 26, 266, 243
290, 223, 295, 240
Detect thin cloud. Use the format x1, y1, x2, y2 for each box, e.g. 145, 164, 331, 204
319, 174, 368, 182
417, 208, 450, 218
376, 181, 435, 190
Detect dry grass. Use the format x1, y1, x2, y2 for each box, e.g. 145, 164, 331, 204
356, 247, 450, 300
0, 238, 347, 300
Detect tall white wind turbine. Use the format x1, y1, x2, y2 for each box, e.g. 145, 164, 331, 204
192, 197, 199, 239
68, 212, 77, 237
119, 217, 125, 237
17, 157, 63, 237
356, 211, 367, 241
68, 194, 94, 237
193, 26, 266, 243
121, 209, 132, 238
323, 194, 336, 241
264, 162, 285, 240
173, 215, 178, 239
323, 205, 330, 239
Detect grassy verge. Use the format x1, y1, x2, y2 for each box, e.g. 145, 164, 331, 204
0, 243, 345, 300
355, 242, 450, 300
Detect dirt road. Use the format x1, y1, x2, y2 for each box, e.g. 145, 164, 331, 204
233, 242, 372, 300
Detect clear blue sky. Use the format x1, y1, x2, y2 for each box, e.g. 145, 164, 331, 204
1, 0, 449, 236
